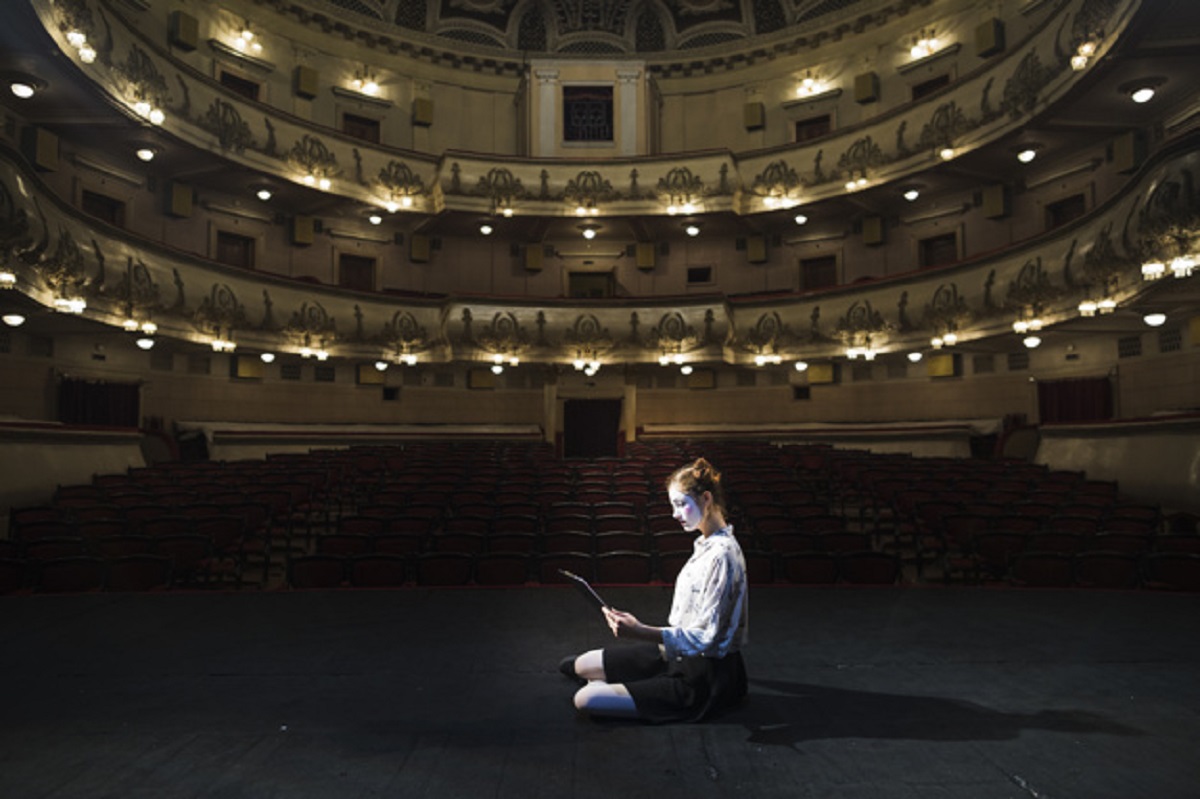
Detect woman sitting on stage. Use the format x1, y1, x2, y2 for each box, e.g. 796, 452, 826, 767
560, 457, 749, 723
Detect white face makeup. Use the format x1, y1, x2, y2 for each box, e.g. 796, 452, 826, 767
669, 486, 705, 531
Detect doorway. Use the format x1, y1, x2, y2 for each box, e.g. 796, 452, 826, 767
562, 399, 622, 458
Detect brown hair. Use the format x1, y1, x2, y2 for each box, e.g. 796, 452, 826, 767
667, 457, 727, 514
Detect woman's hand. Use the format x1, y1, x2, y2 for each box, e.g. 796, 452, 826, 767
603, 607, 642, 639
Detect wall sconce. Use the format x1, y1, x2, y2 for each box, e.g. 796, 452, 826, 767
684, 223, 701, 237
135, 337, 156, 350
66, 30, 97, 64
303, 173, 332, 191
680, 364, 694, 375
658, 352, 685, 366
794, 360, 808, 371
794, 71, 827, 98
1143, 313, 1167, 327
135, 146, 157, 163
53, 297, 86, 314
374, 360, 389, 371
1071, 41, 1097, 71
907, 352, 923, 363
574, 202, 599, 217
211, 338, 237, 352
753, 354, 782, 366
1022, 335, 1042, 349
793, 213, 808, 225
909, 29, 940, 59
846, 346, 877, 360
235, 22, 263, 55
351, 67, 380, 97
1170, 256, 1194, 278
132, 101, 165, 126
844, 175, 869, 191
480, 223, 494, 236
0, 270, 16, 289
1012, 317, 1043, 334
260, 352, 276, 363
2, 313, 26, 327
368, 213, 383, 226
938, 147, 956, 161
394, 352, 418, 366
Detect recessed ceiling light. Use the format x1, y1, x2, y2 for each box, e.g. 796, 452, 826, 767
1143, 313, 1166, 327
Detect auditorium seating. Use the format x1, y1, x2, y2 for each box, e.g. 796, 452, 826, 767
4, 439, 1197, 596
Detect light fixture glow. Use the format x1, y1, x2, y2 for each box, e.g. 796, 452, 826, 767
1077, 42, 1097, 58
480, 224, 494, 236
136, 148, 156, 162
317, 177, 331, 191
907, 352, 923, 363
67, 30, 87, 47
794, 360, 808, 372
685, 224, 700, 237
1141, 262, 1165, 280
79, 45, 97, 64
680, 365, 694, 375
794, 213, 808, 225
141, 322, 157, 335
400, 196, 414, 208
123, 319, 140, 332
368, 214, 383, 226
10, 82, 35, 99
1017, 149, 1037, 164
260, 352, 276, 363
1023, 335, 1041, 349
581, 227, 596, 240
491, 364, 504, 375
135, 337, 155, 350
374, 360, 389, 371
257, 189, 272, 201
903, 189, 920, 202
1130, 87, 1155, 104
939, 147, 955, 161
1078, 300, 1098, 317
1143, 313, 1167, 327
1070, 54, 1089, 71
0, 271, 15, 289
1097, 298, 1117, 314
315, 349, 329, 361
399, 353, 417, 366
1170, 256, 1194, 278
2, 313, 25, 327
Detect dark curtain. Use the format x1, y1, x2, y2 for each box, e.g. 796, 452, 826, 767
58, 376, 141, 428
1037, 376, 1113, 424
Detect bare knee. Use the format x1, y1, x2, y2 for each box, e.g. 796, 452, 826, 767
575, 649, 606, 682
574, 682, 638, 717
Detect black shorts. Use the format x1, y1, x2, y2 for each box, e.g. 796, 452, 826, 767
603, 642, 748, 724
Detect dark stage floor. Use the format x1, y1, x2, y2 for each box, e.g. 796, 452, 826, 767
2, 585, 1198, 798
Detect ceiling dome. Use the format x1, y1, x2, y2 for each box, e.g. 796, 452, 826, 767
324, 0, 866, 54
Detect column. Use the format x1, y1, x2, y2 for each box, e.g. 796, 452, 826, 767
535, 69, 559, 157
617, 68, 641, 157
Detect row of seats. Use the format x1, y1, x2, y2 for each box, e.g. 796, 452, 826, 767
286, 549, 904, 590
